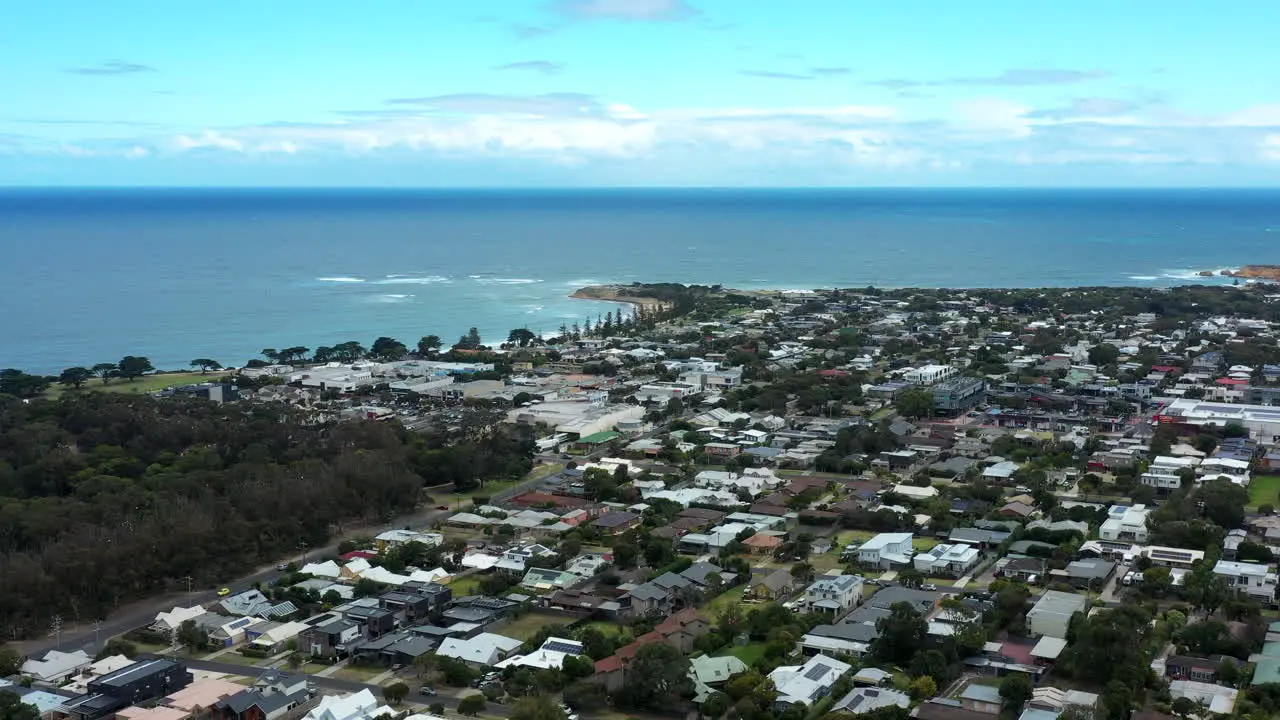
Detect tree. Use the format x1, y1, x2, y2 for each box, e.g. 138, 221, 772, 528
894, 388, 934, 419
1088, 343, 1120, 367
418, 335, 443, 356
613, 542, 639, 569
92, 362, 118, 384
176, 619, 209, 653
370, 337, 408, 360
1171, 697, 1195, 720
508, 328, 538, 348
910, 676, 937, 700
1197, 479, 1249, 529
457, 327, 483, 350
510, 695, 567, 720
619, 642, 693, 709
117, 356, 155, 381
0, 692, 39, 720
1142, 565, 1173, 597
383, 682, 409, 705
59, 367, 93, 389
789, 562, 814, 583
0, 645, 20, 676
95, 638, 137, 660
189, 359, 222, 374
871, 602, 927, 665
0, 369, 51, 398
897, 569, 925, 589
458, 695, 486, 716
701, 691, 731, 718
261, 348, 280, 362
999, 673, 1034, 710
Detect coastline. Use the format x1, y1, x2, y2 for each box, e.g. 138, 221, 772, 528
569, 285, 670, 308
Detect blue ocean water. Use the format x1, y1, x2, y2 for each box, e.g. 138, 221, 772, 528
2, 188, 1278, 374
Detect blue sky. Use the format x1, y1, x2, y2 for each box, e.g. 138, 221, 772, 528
3, 0, 1280, 186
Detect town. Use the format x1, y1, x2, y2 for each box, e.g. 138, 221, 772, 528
6, 282, 1280, 720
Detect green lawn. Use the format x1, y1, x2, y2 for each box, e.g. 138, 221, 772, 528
913, 537, 941, 553
704, 586, 745, 616
213, 651, 270, 667
583, 621, 626, 639
498, 611, 573, 641
724, 643, 768, 666
447, 575, 482, 597
1249, 475, 1280, 509
335, 665, 385, 682
835, 530, 875, 547
47, 372, 218, 398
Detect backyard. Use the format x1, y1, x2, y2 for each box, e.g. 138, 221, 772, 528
1248, 475, 1280, 509
704, 586, 745, 617
497, 611, 575, 641
724, 643, 768, 666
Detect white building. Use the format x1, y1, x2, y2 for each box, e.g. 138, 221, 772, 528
1213, 560, 1279, 602
438, 632, 523, 667
1027, 590, 1088, 639
1158, 398, 1280, 443
635, 382, 700, 403
679, 368, 744, 392
802, 574, 864, 614
769, 655, 852, 707
303, 689, 396, 720
1099, 504, 1151, 543
20, 649, 92, 683
857, 533, 914, 569
510, 400, 645, 437
913, 543, 981, 576
152, 606, 207, 635
903, 364, 956, 386
495, 637, 585, 671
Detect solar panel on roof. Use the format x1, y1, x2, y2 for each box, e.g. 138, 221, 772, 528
542, 640, 582, 654
846, 696, 865, 709
804, 664, 831, 681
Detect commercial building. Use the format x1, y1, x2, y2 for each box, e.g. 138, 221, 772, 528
903, 364, 956, 386
931, 376, 986, 414
60, 659, 193, 720
1158, 398, 1280, 443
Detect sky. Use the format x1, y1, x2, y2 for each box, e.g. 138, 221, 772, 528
3, 0, 1280, 186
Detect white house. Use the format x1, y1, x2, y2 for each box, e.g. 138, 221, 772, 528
913, 543, 981, 577
1213, 560, 1279, 602
857, 533, 914, 569
495, 637, 585, 671
769, 655, 852, 707
20, 649, 92, 683
1099, 504, 1151, 543
1027, 590, 1088, 639
303, 689, 396, 720
438, 632, 523, 667
152, 606, 207, 635
802, 574, 864, 614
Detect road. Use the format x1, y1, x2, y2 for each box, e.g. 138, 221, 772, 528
16, 470, 559, 660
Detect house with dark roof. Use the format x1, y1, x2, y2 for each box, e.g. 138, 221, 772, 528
751, 569, 795, 599
212, 671, 308, 720
592, 511, 642, 536
60, 659, 193, 720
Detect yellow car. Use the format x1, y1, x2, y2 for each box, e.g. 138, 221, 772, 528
217, 587, 232, 597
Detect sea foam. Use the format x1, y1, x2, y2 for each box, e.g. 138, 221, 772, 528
317, 276, 365, 283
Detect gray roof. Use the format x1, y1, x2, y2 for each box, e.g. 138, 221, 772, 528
757, 568, 793, 592
627, 583, 669, 601
1066, 559, 1114, 580
681, 562, 734, 587
948, 527, 1011, 545
651, 572, 693, 591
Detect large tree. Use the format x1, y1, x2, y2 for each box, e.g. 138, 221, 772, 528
0, 692, 39, 720
59, 367, 93, 389
871, 602, 928, 665
618, 642, 693, 709
370, 337, 408, 360
0, 369, 51, 398
1196, 479, 1249, 529
893, 388, 934, 419
510, 696, 567, 720
117, 356, 155, 381
189, 359, 222, 374
417, 335, 443, 356
508, 328, 538, 348
999, 673, 1034, 710
91, 362, 118, 384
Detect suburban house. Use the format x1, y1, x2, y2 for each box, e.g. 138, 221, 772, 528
751, 569, 795, 600
1027, 591, 1088, 639
300, 689, 394, 720
213, 671, 310, 720
1166, 655, 1234, 684
299, 617, 362, 659
913, 543, 980, 577
1001, 557, 1046, 582
856, 533, 914, 569
801, 574, 864, 615
1213, 560, 1279, 602
21, 649, 93, 684
437, 632, 523, 667
1099, 505, 1151, 543
496, 544, 558, 573
769, 655, 852, 708
594, 609, 710, 692
592, 511, 642, 536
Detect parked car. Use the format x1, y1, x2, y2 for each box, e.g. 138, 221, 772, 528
419, 686, 437, 697
216, 587, 232, 596
922, 583, 938, 591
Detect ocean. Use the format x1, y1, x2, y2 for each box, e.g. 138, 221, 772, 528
2, 188, 1278, 374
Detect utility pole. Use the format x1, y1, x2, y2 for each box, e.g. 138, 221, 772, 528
298, 540, 307, 566
50, 615, 63, 649
182, 576, 193, 605
93, 621, 102, 649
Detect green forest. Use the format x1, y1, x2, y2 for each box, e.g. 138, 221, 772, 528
0, 393, 531, 639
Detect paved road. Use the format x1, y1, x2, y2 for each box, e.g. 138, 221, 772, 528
18, 471, 558, 659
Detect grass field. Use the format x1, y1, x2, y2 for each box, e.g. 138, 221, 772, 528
1249, 475, 1280, 509
47, 372, 219, 398
724, 643, 768, 665
835, 530, 875, 547
583, 621, 626, 639
446, 575, 482, 597
335, 665, 385, 682
498, 611, 573, 641
704, 586, 745, 616
914, 537, 941, 552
